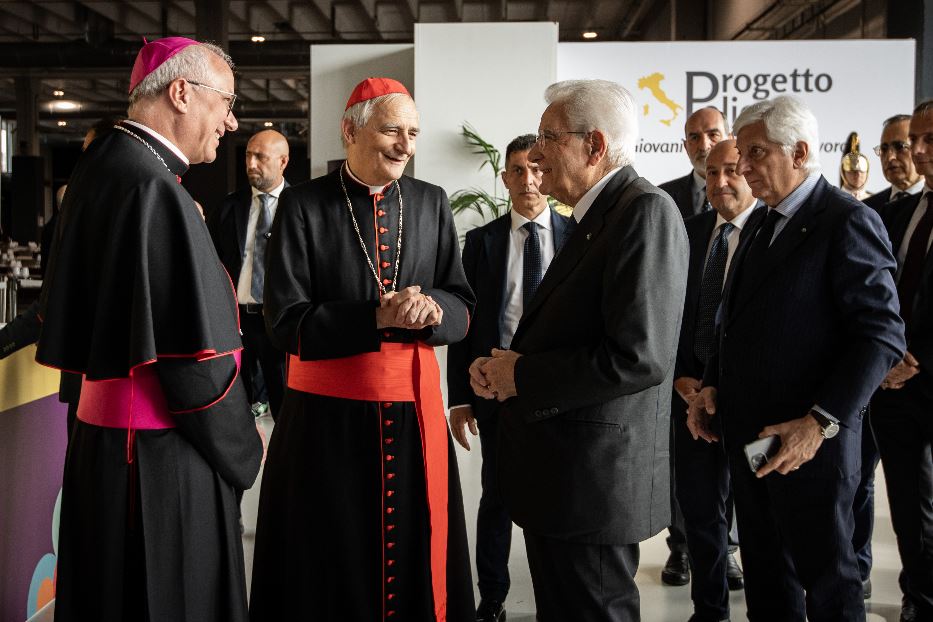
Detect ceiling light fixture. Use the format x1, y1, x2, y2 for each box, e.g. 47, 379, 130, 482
49, 100, 79, 112
52, 90, 64, 97
251, 35, 266, 43
582, 31, 598, 39
264, 121, 274, 127
57, 121, 67, 127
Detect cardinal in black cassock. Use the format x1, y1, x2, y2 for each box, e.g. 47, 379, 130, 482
36, 38, 262, 622
249, 78, 476, 621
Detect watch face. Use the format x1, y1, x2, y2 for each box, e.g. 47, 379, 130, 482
823, 422, 840, 439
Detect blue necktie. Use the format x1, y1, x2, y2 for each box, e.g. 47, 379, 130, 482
250, 193, 273, 302
741, 208, 782, 282
523, 222, 543, 308
694, 223, 735, 362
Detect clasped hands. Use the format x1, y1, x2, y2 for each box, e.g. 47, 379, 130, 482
880, 351, 919, 390
375, 285, 443, 330
468, 349, 521, 402
685, 382, 824, 478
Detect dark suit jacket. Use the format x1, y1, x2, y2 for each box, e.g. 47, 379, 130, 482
447, 209, 570, 424
880, 191, 933, 380
863, 186, 893, 212
208, 183, 289, 287
674, 203, 766, 382
704, 176, 905, 478
497, 166, 689, 545
660, 171, 702, 220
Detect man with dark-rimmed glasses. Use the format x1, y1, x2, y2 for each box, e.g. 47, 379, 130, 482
864, 114, 924, 212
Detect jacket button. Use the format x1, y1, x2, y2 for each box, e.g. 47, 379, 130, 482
550, 407, 558, 414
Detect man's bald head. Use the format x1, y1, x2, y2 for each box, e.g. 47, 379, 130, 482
246, 129, 289, 191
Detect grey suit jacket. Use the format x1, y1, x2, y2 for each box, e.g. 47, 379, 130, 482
497, 166, 689, 545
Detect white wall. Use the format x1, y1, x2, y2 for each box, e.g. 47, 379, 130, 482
414, 22, 559, 233
309, 43, 414, 179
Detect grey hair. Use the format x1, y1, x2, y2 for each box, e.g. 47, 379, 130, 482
882, 113, 912, 129
733, 96, 821, 174
341, 92, 411, 146
544, 79, 638, 168
127, 42, 233, 110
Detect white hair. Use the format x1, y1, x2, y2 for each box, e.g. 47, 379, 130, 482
340, 92, 411, 146
127, 42, 233, 110
733, 96, 821, 174
544, 79, 638, 168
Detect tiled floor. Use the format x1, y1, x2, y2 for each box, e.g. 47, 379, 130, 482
243, 415, 906, 621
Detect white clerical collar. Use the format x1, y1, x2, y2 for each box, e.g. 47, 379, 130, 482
344, 163, 392, 195
123, 120, 189, 166
252, 179, 285, 200
713, 200, 757, 230
510, 206, 553, 232
572, 167, 623, 224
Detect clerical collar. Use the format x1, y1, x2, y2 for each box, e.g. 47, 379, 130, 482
510, 206, 552, 232
572, 167, 623, 224
343, 163, 393, 196
123, 120, 189, 167
251, 179, 285, 201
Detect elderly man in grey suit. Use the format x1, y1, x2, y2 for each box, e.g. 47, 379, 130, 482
470, 79, 688, 622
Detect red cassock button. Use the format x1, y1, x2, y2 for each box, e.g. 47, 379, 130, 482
387, 542, 396, 549
381, 261, 390, 269
384, 419, 394, 426
387, 559, 396, 566
387, 575, 395, 583
386, 473, 396, 480
383, 331, 392, 338
377, 209, 386, 217
379, 226, 388, 234
387, 592, 395, 599
385, 438, 394, 445
386, 489, 394, 496
387, 525, 395, 532
375, 194, 384, 202
387, 611, 396, 616
380, 244, 389, 251
385, 455, 394, 462
382, 278, 392, 285
383, 402, 393, 408
386, 507, 394, 514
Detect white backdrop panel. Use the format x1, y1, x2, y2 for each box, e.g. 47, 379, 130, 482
558, 40, 915, 193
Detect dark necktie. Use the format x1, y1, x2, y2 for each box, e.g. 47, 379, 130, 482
694, 223, 735, 362
250, 193, 273, 302
741, 208, 782, 280
700, 186, 712, 213
897, 192, 933, 327
891, 191, 910, 203
523, 222, 543, 308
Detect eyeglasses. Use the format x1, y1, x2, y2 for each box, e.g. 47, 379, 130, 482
186, 79, 237, 115
535, 129, 590, 146
873, 140, 911, 156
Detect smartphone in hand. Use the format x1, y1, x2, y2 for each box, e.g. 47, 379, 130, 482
744, 435, 781, 473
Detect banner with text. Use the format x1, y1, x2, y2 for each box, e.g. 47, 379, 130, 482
558, 40, 915, 193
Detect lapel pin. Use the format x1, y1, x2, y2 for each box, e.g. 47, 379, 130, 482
586, 233, 592, 240
801, 227, 807, 233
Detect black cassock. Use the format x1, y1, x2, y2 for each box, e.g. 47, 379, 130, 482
250, 167, 476, 621
37, 122, 262, 622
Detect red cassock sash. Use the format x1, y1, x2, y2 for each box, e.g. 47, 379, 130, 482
287, 342, 449, 622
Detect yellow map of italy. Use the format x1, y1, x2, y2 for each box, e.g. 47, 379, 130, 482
638, 72, 683, 127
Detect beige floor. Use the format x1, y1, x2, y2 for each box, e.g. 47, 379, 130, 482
242, 415, 907, 621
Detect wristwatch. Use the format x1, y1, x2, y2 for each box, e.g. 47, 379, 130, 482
809, 410, 840, 439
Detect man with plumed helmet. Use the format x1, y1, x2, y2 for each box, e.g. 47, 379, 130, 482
249, 77, 476, 621
37, 37, 262, 621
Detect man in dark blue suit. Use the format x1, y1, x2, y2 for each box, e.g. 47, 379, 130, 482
689, 96, 905, 622
673, 139, 764, 622
448, 134, 570, 622
872, 99, 933, 622
208, 129, 289, 420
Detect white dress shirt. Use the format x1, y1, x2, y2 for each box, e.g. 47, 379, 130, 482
889, 179, 925, 202
237, 180, 285, 303
705, 201, 758, 283
500, 208, 557, 348
572, 167, 623, 225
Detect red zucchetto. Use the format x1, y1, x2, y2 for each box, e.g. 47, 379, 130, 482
345, 77, 411, 110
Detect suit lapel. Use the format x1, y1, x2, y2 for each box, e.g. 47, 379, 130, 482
514, 168, 637, 342
235, 190, 250, 257
483, 215, 511, 320
551, 209, 570, 250
727, 181, 829, 321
